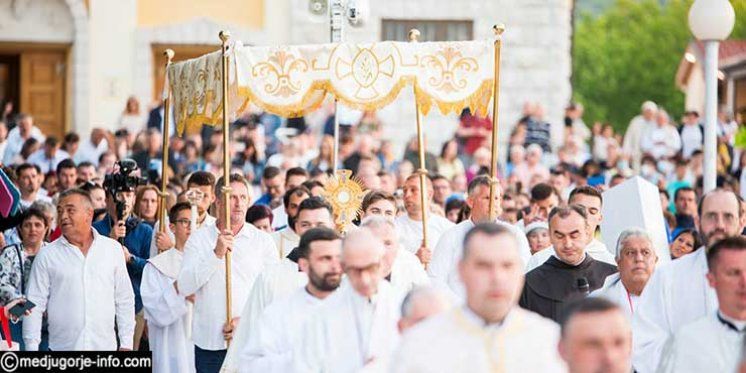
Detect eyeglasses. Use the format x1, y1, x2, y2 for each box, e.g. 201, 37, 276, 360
174, 219, 191, 226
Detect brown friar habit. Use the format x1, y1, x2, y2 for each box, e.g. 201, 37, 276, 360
519, 255, 617, 322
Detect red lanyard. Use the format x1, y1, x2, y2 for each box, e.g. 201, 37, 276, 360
0, 308, 12, 348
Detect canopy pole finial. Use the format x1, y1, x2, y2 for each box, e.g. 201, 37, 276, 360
488, 24, 505, 222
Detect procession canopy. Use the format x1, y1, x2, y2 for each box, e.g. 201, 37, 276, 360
169, 39, 496, 135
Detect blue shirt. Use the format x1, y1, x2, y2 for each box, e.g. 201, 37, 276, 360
93, 214, 152, 313
254, 193, 272, 207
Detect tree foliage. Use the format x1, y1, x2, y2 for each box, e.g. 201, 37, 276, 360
573, 0, 746, 134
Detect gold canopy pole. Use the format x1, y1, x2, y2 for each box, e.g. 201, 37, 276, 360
158, 49, 175, 236
488, 25, 505, 222
409, 29, 429, 262
219, 30, 233, 341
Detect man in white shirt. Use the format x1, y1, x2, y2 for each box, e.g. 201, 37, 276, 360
220, 197, 333, 373
361, 216, 430, 296
23, 189, 135, 351
392, 223, 565, 372
526, 186, 616, 271
27, 136, 70, 174
152, 171, 217, 258
177, 174, 278, 373
239, 227, 342, 372
623, 101, 657, 172
15, 164, 52, 208
72, 128, 109, 166
395, 172, 455, 265
679, 111, 703, 159
640, 109, 681, 161
270, 186, 309, 259
658, 236, 746, 373
141, 202, 196, 373
294, 228, 401, 372
2, 113, 45, 166
558, 298, 632, 373
591, 228, 658, 319
633, 189, 743, 373
429, 175, 530, 300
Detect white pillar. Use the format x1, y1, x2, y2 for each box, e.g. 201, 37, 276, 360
702, 40, 719, 193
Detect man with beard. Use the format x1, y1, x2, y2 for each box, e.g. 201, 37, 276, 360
271, 186, 310, 258
633, 189, 744, 373
238, 228, 342, 372
220, 197, 334, 373
150, 171, 216, 258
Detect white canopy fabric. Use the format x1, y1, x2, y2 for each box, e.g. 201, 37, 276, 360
169, 39, 496, 134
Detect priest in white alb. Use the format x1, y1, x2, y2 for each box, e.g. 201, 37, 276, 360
525, 186, 616, 271
293, 227, 401, 372
428, 176, 530, 300
177, 174, 278, 373
270, 186, 309, 259
633, 189, 743, 373
141, 202, 196, 373
220, 197, 334, 373
391, 223, 566, 372
591, 227, 657, 320
238, 227, 342, 372
657, 236, 746, 373
395, 172, 454, 264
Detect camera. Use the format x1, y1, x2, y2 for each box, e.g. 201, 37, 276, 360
103, 159, 147, 221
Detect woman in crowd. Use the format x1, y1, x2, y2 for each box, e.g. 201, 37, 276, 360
437, 139, 465, 181
308, 135, 334, 174
0, 208, 50, 350
669, 228, 701, 260
246, 205, 274, 233
135, 185, 160, 227
118, 96, 145, 139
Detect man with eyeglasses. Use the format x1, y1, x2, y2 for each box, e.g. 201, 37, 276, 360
293, 227, 400, 372
591, 228, 658, 320
141, 202, 196, 372
526, 186, 616, 271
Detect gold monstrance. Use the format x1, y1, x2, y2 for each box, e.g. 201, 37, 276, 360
323, 169, 365, 234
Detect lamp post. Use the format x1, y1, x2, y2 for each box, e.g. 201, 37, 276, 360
688, 0, 735, 193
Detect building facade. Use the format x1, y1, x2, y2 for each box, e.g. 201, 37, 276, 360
0, 0, 572, 154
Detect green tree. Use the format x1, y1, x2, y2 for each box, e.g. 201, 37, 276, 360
573, 0, 745, 134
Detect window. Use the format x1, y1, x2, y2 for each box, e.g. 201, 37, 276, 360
381, 19, 473, 42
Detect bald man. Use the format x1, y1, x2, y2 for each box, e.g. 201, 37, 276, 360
397, 286, 451, 333
293, 228, 401, 373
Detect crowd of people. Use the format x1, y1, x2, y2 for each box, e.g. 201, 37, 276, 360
0, 94, 744, 373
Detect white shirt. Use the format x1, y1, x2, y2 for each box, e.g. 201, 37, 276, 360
391, 306, 566, 373
23, 229, 135, 351
658, 312, 744, 373
428, 219, 531, 301
177, 223, 279, 350
149, 214, 216, 259
395, 214, 454, 254
632, 248, 718, 373
525, 239, 616, 272
239, 287, 323, 373
2, 126, 45, 165
20, 192, 52, 209
73, 138, 109, 166
679, 124, 702, 159
390, 249, 430, 296
590, 273, 638, 320
640, 124, 681, 160
26, 149, 71, 174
